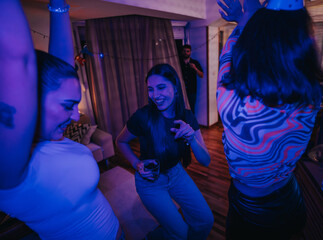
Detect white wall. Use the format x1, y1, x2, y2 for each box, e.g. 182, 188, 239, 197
104, 0, 206, 19
190, 0, 221, 28
208, 26, 220, 125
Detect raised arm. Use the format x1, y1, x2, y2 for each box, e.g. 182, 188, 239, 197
0, 0, 37, 189
48, 0, 74, 65
217, 0, 267, 27
217, 0, 266, 86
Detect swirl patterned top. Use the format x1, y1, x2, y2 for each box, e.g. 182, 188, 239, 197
217, 27, 319, 188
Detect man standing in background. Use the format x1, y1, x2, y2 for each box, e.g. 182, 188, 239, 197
180, 44, 204, 114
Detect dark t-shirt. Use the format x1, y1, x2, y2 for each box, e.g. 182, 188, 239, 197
180, 58, 203, 94
127, 105, 199, 172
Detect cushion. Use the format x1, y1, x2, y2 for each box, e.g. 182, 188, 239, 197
86, 143, 103, 162
81, 125, 97, 145
64, 123, 90, 143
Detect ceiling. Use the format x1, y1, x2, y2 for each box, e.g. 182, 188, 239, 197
21, 0, 202, 22
21, 0, 323, 28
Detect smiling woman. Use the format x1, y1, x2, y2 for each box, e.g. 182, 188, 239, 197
147, 75, 176, 118
116, 63, 214, 239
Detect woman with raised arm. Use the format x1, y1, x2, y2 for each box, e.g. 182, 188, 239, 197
116, 63, 214, 240
217, 0, 322, 239
0, 0, 37, 190
0, 0, 123, 239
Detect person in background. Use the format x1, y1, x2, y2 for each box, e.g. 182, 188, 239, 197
0, 0, 123, 239
217, 0, 323, 239
116, 63, 214, 240
180, 44, 204, 114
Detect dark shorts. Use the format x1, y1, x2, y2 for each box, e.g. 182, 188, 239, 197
226, 174, 306, 240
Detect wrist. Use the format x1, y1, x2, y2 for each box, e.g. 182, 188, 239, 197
134, 161, 141, 171
187, 135, 196, 145
48, 1, 70, 13
235, 12, 243, 24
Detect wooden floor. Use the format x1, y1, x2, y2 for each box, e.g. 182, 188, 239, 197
1, 121, 318, 239
104, 121, 229, 240
103, 121, 320, 240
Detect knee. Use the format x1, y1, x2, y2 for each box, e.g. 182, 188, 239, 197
203, 210, 214, 231
194, 210, 214, 233
188, 215, 214, 240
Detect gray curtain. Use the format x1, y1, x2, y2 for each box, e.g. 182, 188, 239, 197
314, 22, 323, 68
85, 15, 188, 139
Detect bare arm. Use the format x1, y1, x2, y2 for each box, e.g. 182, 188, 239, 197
116, 126, 156, 180
171, 120, 211, 166
196, 68, 204, 78
116, 126, 141, 169
189, 63, 204, 78
0, 0, 37, 189
48, 0, 74, 65
189, 130, 211, 166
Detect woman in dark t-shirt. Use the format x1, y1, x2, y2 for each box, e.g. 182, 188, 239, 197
116, 64, 214, 240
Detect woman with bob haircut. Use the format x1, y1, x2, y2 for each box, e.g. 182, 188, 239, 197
116, 63, 214, 239
217, 0, 323, 239
0, 0, 123, 239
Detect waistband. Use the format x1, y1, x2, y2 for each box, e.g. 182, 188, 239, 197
232, 174, 293, 198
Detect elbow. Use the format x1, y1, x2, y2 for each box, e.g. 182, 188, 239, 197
115, 136, 122, 150
203, 156, 211, 167
199, 154, 211, 167
115, 135, 130, 151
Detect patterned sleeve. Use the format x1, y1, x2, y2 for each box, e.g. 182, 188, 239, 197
217, 27, 242, 87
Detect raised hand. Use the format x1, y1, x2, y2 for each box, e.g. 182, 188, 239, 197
189, 62, 197, 71
170, 120, 195, 144
217, 0, 243, 23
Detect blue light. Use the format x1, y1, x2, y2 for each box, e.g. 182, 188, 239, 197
99, 53, 104, 58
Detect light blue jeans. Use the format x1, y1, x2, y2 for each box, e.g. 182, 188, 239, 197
135, 162, 214, 240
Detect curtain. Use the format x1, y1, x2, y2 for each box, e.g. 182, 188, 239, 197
72, 24, 95, 124
314, 22, 323, 68
85, 15, 188, 139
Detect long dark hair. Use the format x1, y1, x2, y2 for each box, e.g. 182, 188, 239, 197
36, 50, 79, 101
222, 8, 322, 107
145, 63, 189, 165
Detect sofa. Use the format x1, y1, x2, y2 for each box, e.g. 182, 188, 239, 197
63, 113, 115, 163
